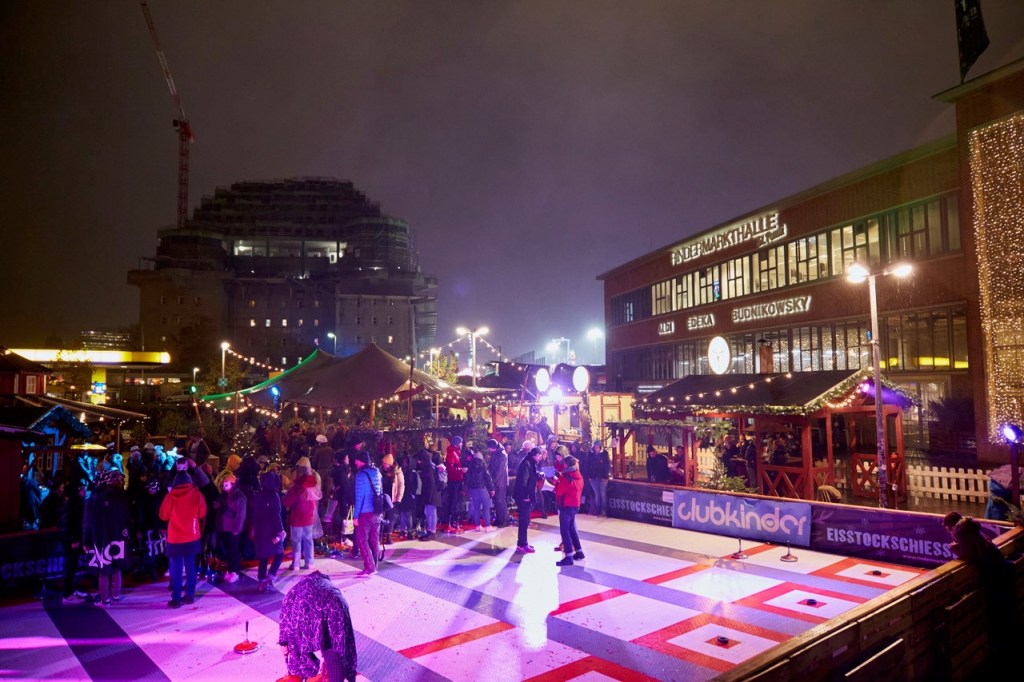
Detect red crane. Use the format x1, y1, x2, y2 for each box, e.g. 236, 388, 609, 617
140, 1, 194, 229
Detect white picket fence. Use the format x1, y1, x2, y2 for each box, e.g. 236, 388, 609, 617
688, 450, 991, 504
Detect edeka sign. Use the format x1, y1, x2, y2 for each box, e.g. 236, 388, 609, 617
607, 481, 674, 527
809, 504, 1004, 569
672, 490, 812, 547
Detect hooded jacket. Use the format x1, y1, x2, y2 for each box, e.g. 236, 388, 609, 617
553, 464, 584, 509
83, 481, 131, 566
159, 481, 207, 545
283, 473, 320, 527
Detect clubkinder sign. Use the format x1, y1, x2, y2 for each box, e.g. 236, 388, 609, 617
672, 490, 811, 547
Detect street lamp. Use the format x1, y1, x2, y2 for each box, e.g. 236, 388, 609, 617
220, 341, 230, 385
428, 347, 441, 374
327, 332, 337, 354
586, 327, 604, 364
847, 261, 912, 508
456, 326, 488, 386
192, 366, 199, 384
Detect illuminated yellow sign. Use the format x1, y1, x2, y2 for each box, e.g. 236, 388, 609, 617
11, 349, 172, 365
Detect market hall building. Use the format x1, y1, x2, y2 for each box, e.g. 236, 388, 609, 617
598, 58, 1024, 463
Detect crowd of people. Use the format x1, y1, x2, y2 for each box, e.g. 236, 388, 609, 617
28, 425, 614, 612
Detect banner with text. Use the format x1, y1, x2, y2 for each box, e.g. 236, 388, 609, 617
672, 490, 812, 547
607, 481, 674, 527
810, 505, 1004, 568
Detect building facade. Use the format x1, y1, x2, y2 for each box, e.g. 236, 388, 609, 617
129, 177, 437, 368
599, 59, 1024, 462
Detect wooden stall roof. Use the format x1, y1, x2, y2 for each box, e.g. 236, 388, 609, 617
637, 369, 914, 417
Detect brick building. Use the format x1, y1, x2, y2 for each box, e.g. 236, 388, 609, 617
599, 58, 1024, 462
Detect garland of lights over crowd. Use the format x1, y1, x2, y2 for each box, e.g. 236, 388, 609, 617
634, 370, 916, 418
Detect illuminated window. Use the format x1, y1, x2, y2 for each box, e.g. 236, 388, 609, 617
313, 319, 319, 327
282, 319, 288, 327
265, 319, 271, 327
388, 335, 394, 344
297, 319, 304, 327
282, 357, 287, 366
249, 319, 256, 327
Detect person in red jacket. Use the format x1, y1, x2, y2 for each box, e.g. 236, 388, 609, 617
159, 471, 207, 608
552, 455, 585, 567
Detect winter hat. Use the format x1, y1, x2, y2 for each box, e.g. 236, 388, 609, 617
451, 436, 463, 445
486, 439, 500, 449
143, 442, 156, 451
353, 451, 370, 465
381, 453, 395, 467
172, 471, 192, 487
295, 456, 312, 469
316, 434, 328, 443
528, 447, 542, 459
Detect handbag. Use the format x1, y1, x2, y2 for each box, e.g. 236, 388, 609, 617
311, 509, 324, 540
340, 507, 355, 536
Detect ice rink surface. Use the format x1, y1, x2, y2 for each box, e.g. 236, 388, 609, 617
0, 514, 926, 681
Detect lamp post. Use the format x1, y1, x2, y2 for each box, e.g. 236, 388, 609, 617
456, 326, 488, 387
586, 328, 604, 364
847, 262, 912, 508
428, 347, 440, 374
327, 332, 337, 354
192, 366, 199, 385
220, 341, 230, 383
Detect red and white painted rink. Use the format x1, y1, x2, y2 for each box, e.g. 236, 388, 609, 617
0, 515, 927, 681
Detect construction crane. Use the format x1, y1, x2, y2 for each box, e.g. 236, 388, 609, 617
140, 1, 194, 229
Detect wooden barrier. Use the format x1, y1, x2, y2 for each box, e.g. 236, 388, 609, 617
716, 527, 1024, 681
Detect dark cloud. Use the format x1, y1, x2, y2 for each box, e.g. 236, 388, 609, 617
2, 1, 1023, 361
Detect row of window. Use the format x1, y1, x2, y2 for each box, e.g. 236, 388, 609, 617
241, 334, 396, 348
246, 316, 396, 328
159, 296, 201, 306
242, 296, 398, 308
612, 305, 968, 382
612, 194, 961, 326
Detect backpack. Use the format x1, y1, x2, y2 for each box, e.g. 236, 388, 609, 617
362, 468, 390, 514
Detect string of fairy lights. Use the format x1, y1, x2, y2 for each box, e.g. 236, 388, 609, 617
633, 369, 914, 417
224, 346, 286, 373
969, 112, 1024, 442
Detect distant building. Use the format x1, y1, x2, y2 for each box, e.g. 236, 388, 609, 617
80, 330, 135, 350
598, 58, 1024, 461
128, 177, 438, 367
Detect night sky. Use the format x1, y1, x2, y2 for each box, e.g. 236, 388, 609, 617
3, 2, 1023, 364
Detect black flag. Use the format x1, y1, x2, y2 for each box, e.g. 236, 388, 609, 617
955, 0, 989, 82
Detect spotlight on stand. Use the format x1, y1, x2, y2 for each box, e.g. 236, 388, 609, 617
1001, 423, 1022, 507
